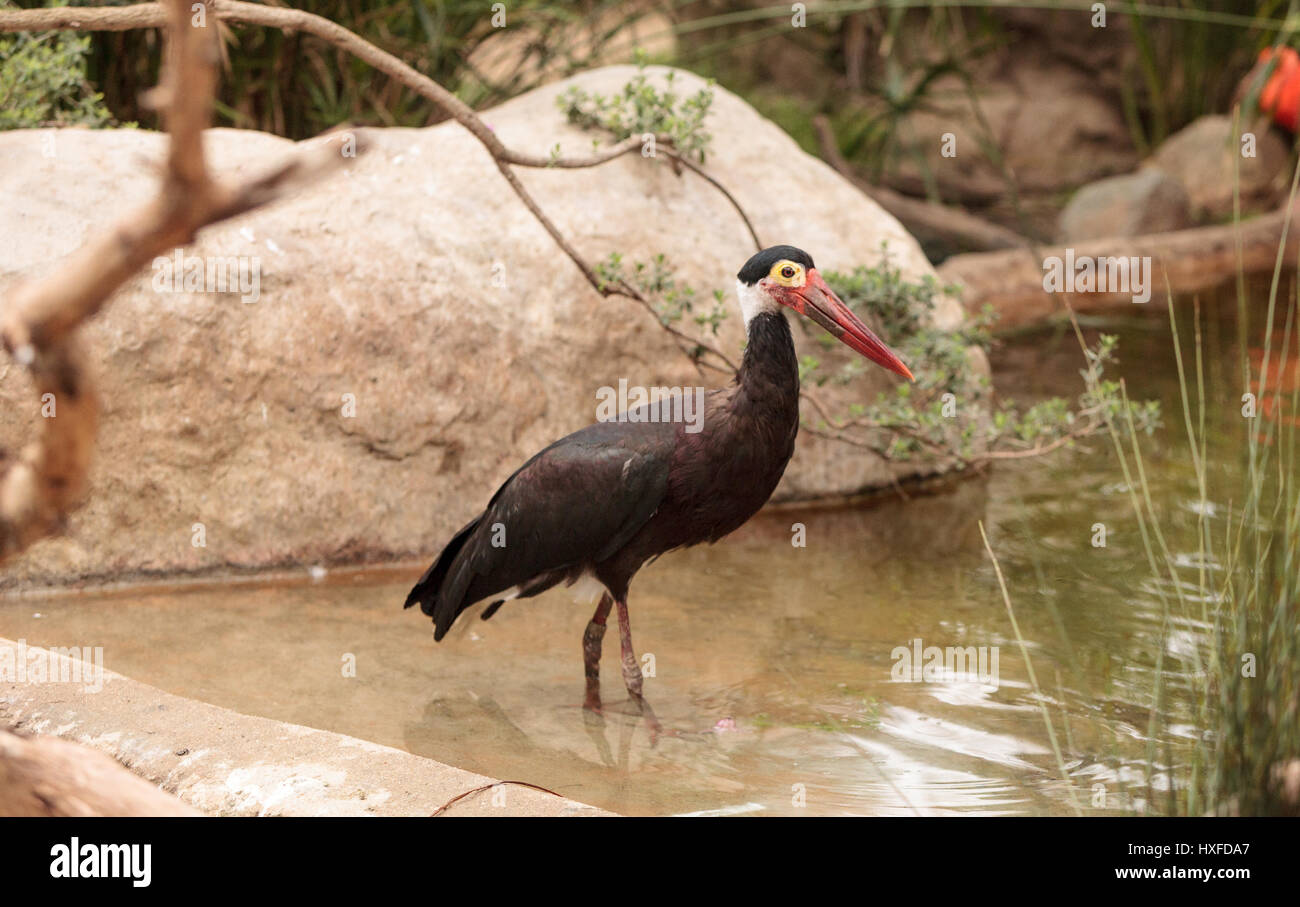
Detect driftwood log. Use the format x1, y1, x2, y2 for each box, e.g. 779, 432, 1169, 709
0, 729, 199, 816
939, 206, 1300, 329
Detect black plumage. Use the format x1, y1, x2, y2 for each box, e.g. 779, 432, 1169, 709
404, 245, 910, 715
404, 310, 797, 636
735, 244, 815, 285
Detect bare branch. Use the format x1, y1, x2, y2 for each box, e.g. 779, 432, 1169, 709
940, 207, 1300, 331
0, 3, 164, 32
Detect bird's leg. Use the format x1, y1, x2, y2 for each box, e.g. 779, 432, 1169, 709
614, 598, 643, 699
615, 598, 664, 742
582, 594, 613, 712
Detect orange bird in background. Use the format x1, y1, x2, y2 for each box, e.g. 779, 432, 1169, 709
1249, 345, 1300, 441
1251, 46, 1300, 132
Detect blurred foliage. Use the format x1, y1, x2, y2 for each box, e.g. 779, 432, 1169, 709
4, 0, 662, 137
0, 0, 116, 129
1215, 531, 1300, 816
5, 0, 1292, 180
674, 1, 1295, 222
1120, 0, 1295, 152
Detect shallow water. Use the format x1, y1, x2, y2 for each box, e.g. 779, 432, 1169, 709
0, 292, 1279, 815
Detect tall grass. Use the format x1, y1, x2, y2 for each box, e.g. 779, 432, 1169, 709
1027, 143, 1300, 815
1196, 117, 1300, 816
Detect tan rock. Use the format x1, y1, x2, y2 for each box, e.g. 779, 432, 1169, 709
0, 66, 970, 589
1058, 168, 1192, 241
1148, 115, 1290, 222
886, 64, 1137, 200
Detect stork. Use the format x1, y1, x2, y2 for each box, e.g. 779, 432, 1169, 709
404, 245, 913, 719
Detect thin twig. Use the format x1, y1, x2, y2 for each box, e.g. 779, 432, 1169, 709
429, 780, 568, 817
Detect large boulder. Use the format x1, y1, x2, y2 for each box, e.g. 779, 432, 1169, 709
0, 66, 970, 589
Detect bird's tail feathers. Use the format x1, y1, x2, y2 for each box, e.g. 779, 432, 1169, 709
404, 517, 481, 639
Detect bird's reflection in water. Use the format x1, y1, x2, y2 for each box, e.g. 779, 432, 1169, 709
408, 685, 715, 780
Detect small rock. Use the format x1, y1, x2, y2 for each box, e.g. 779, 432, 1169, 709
1058, 168, 1191, 241
889, 64, 1138, 199
1149, 115, 1289, 222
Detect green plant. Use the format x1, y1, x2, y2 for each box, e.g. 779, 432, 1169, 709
808, 245, 1160, 469
821, 245, 952, 341
0, 0, 115, 130
558, 55, 715, 163
1048, 276, 1300, 815
595, 252, 729, 339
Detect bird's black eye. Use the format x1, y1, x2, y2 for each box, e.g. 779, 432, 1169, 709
781, 266, 796, 279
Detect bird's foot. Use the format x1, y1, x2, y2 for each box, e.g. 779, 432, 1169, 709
624, 692, 670, 745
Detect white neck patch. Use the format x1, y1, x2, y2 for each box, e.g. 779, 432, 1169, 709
736, 279, 779, 328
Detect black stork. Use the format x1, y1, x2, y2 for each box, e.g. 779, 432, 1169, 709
404, 245, 913, 719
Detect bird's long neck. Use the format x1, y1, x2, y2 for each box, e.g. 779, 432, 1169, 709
732, 311, 801, 430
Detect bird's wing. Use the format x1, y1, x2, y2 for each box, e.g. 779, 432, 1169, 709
439, 417, 676, 619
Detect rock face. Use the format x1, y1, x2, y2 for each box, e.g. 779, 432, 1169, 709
886, 64, 1138, 202
0, 66, 968, 589
1057, 168, 1192, 241
1148, 115, 1289, 222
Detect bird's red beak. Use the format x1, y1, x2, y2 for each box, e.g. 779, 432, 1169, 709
777, 268, 914, 381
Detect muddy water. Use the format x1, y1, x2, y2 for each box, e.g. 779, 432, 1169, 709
0, 295, 1268, 815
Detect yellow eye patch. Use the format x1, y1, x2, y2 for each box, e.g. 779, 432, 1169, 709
768, 260, 806, 287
